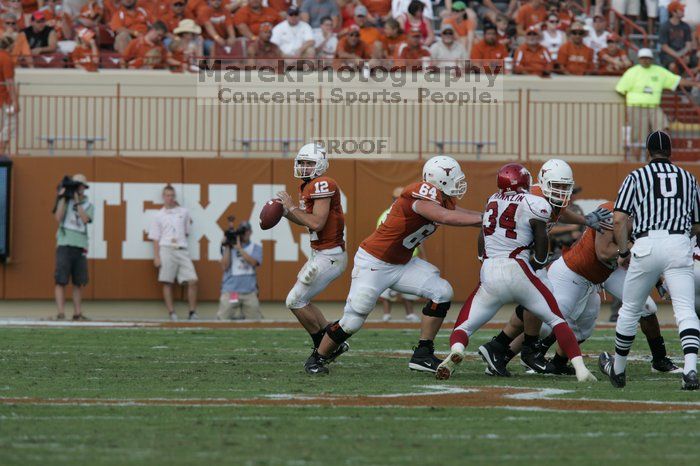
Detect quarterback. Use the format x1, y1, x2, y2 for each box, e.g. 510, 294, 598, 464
277, 143, 350, 372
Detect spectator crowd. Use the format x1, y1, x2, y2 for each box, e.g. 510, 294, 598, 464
0, 0, 696, 75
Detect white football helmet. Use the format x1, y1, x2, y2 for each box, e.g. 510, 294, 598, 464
294, 143, 329, 179
537, 159, 574, 208
422, 155, 467, 199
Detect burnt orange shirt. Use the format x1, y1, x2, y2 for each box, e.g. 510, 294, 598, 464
232, 5, 280, 36
516, 3, 547, 30
442, 17, 475, 38
597, 47, 629, 75
336, 36, 371, 59
103, 0, 120, 22
109, 6, 152, 34
268, 0, 291, 14
21, 0, 38, 14
363, 0, 391, 17
299, 176, 345, 251
356, 26, 382, 48
513, 43, 552, 75
10, 32, 31, 65
395, 43, 430, 60
70, 45, 98, 71
122, 36, 167, 68
0, 50, 14, 105
563, 201, 615, 284
379, 32, 404, 57
361, 182, 455, 264
160, 8, 195, 32
471, 39, 508, 60
557, 41, 594, 75
197, 4, 234, 39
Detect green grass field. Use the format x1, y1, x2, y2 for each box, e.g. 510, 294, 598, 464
0, 324, 698, 465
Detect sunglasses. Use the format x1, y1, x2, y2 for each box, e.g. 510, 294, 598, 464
548, 19, 558, 23
5, 21, 16, 25
442, 30, 454, 35
571, 30, 585, 35
173, 2, 185, 5
349, 32, 359, 36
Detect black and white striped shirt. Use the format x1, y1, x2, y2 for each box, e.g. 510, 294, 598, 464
614, 158, 700, 239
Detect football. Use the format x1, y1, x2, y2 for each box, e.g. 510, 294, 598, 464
259, 198, 285, 230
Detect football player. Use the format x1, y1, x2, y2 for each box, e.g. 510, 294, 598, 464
276, 143, 349, 371
436, 163, 597, 382
484, 201, 680, 376
305, 155, 483, 375
477, 159, 613, 375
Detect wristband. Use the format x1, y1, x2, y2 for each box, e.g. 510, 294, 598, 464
618, 250, 630, 258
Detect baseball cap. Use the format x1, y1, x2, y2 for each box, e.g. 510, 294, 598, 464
440, 23, 455, 34
348, 24, 361, 33
354, 4, 368, 16
72, 174, 89, 188
287, 5, 299, 15
638, 48, 653, 59
32, 10, 46, 21
451, 1, 466, 11
525, 25, 540, 35
646, 130, 672, 156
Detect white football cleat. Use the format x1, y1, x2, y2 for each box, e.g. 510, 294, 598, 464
576, 367, 598, 383
435, 350, 464, 380
169, 312, 178, 322
382, 314, 392, 322
405, 313, 420, 323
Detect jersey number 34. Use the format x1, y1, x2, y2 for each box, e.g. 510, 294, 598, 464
483, 201, 518, 239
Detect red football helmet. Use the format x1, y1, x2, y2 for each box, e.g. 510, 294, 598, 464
497, 163, 532, 194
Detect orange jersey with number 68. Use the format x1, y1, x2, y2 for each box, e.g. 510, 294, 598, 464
360, 182, 456, 264
299, 176, 345, 251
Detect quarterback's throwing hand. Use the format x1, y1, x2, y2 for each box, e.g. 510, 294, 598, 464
585, 207, 613, 232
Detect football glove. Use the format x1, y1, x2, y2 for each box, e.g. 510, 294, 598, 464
584, 207, 613, 232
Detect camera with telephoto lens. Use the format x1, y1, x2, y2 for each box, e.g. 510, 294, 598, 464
58, 175, 83, 199
223, 215, 249, 247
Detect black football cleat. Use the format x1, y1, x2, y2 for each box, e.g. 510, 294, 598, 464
543, 359, 576, 376
651, 356, 682, 374
478, 338, 512, 377
520, 345, 548, 374
326, 342, 350, 364
681, 371, 699, 391
304, 349, 330, 375
409, 345, 443, 373
598, 352, 626, 388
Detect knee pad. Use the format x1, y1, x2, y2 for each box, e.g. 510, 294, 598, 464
642, 299, 658, 316
422, 301, 451, 318
339, 309, 366, 334
326, 320, 352, 344
348, 286, 377, 315
298, 262, 319, 285
515, 305, 525, 321
424, 277, 453, 303
285, 285, 308, 310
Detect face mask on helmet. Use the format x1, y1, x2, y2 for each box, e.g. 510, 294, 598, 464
542, 180, 573, 207
451, 174, 468, 199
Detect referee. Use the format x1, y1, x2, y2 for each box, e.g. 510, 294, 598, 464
599, 130, 700, 390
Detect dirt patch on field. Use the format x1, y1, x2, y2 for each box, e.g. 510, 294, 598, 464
2, 386, 697, 412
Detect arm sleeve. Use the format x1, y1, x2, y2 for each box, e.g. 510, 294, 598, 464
252, 243, 263, 265
147, 216, 162, 241
662, 67, 682, 91
308, 177, 337, 198
692, 181, 700, 224
613, 173, 637, 214
614, 69, 632, 94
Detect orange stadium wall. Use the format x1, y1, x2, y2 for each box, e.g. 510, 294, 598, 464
3, 157, 699, 302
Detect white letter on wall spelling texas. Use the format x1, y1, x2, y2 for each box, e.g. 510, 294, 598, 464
251, 184, 298, 261
185, 184, 237, 261
86, 182, 121, 259
122, 183, 180, 260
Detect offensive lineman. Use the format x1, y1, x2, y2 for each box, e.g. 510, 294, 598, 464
306, 155, 483, 375
277, 143, 349, 371
599, 131, 700, 390
436, 163, 597, 382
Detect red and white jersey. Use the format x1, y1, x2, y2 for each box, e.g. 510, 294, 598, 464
482, 191, 552, 261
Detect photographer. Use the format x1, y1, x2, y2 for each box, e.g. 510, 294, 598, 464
53, 174, 93, 321
217, 220, 263, 321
